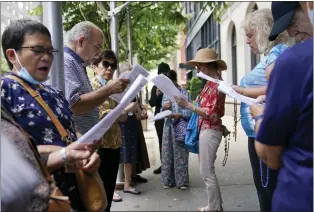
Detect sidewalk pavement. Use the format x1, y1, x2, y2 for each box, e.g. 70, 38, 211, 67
111, 109, 260, 211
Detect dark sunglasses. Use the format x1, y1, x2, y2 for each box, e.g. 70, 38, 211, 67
102, 61, 117, 70
20, 46, 58, 56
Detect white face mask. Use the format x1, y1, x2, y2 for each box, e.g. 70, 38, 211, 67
307, 2, 313, 25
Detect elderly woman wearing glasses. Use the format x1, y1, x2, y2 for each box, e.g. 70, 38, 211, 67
90, 50, 135, 209
1, 19, 102, 211
175, 48, 227, 212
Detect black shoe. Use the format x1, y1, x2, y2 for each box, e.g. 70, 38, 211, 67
132, 175, 148, 183
153, 166, 161, 174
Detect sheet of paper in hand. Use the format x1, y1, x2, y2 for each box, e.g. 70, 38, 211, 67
77, 75, 148, 144
196, 71, 222, 84
152, 110, 172, 122
217, 82, 258, 106
151, 75, 185, 100
110, 64, 149, 103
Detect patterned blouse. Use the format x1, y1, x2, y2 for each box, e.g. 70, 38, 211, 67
90, 76, 122, 149
196, 81, 226, 131
1, 73, 77, 147
161, 86, 191, 127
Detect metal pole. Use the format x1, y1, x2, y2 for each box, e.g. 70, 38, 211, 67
111, 1, 124, 186
43, 2, 65, 92
110, 1, 119, 79
127, 6, 132, 65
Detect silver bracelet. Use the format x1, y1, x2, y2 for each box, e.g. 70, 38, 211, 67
60, 148, 67, 164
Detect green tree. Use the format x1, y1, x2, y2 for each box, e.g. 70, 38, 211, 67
30, 2, 188, 70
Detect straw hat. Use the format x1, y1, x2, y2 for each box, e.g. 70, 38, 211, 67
186, 48, 227, 71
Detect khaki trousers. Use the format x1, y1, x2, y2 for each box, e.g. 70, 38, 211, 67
199, 129, 223, 211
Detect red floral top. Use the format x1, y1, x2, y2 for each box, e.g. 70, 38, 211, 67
196, 81, 225, 131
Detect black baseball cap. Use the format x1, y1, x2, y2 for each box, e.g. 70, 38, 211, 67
269, 1, 300, 41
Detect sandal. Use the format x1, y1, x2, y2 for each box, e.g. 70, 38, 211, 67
197, 206, 223, 212
197, 206, 209, 211
179, 185, 189, 190
112, 192, 122, 202
123, 187, 141, 195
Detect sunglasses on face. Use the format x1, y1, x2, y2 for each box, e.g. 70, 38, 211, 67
102, 61, 117, 70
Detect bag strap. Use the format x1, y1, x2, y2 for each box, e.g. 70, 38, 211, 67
6, 75, 72, 145
1, 106, 53, 183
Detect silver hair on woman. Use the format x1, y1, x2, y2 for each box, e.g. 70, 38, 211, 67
66, 21, 103, 43
119, 62, 133, 77
241, 8, 290, 54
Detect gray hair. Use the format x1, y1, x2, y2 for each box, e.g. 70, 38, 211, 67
242, 9, 290, 54
67, 21, 103, 43
119, 62, 133, 76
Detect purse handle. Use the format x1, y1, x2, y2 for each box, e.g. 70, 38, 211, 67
6, 75, 72, 145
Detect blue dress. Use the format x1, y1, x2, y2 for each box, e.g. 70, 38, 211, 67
119, 98, 139, 164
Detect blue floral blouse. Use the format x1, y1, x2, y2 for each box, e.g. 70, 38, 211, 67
161, 86, 191, 127
1, 73, 77, 147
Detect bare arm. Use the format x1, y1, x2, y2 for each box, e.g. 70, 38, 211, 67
38, 143, 95, 173
71, 79, 129, 115
232, 86, 267, 98
71, 83, 114, 115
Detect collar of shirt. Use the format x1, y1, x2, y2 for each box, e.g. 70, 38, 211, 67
64, 46, 88, 67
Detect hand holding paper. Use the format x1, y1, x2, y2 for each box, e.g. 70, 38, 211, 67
151, 74, 185, 100
77, 75, 148, 144
110, 64, 149, 102
152, 110, 172, 121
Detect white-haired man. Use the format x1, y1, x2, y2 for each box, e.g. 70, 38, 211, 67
250, 2, 313, 211
63, 21, 129, 177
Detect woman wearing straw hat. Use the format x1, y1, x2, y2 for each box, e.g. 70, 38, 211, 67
175, 48, 226, 211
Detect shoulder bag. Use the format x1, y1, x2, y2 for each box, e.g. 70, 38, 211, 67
6, 75, 107, 212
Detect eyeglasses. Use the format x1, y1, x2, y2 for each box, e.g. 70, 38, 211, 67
20, 46, 58, 56
102, 61, 117, 70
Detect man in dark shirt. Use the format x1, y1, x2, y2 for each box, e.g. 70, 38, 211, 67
251, 2, 313, 211
149, 62, 170, 174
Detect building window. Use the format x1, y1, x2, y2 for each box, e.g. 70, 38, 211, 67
25, 5, 29, 10
232, 26, 237, 85
12, 9, 16, 16
201, 15, 220, 58
250, 4, 260, 69
18, 2, 23, 9
19, 14, 24, 19
6, 5, 10, 11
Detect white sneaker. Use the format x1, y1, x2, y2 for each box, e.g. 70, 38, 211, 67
179, 185, 189, 190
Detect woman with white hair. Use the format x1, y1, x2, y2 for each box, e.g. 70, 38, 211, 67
231, 8, 290, 212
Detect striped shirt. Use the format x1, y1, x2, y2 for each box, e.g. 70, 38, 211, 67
63, 46, 99, 134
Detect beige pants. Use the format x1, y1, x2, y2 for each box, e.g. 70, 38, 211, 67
199, 129, 223, 211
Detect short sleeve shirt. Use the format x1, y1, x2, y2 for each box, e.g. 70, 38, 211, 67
240, 44, 289, 138
196, 81, 225, 131
256, 39, 313, 212
1, 73, 77, 147
63, 46, 99, 134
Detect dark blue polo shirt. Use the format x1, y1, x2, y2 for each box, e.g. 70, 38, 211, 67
256, 38, 313, 212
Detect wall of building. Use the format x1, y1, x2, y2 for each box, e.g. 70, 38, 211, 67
219, 2, 271, 84
1, 2, 42, 34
